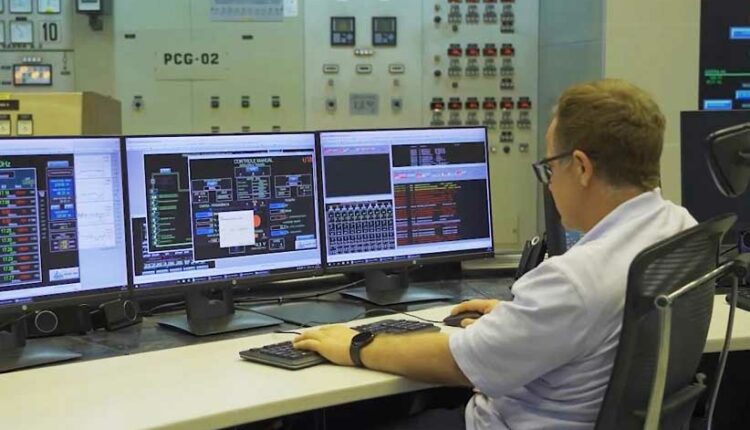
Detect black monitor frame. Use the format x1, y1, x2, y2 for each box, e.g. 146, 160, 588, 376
0, 136, 133, 372
122, 132, 325, 335
681, 110, 750, 247
315, 126, 495, 306
0, 135, 133, 317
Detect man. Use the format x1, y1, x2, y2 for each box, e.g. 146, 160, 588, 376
293, 79, 697, 429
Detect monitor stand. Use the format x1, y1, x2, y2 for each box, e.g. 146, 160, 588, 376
156, 286, 283, 336
0, 319, 81, 373
340, 270, 454, 306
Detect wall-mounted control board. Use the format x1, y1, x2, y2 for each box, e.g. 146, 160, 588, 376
105, 0, 540, 252
0, 91, 119, 136
0, 0, 75, 91
114, 0, 305, 135
423, 0, 539, 249
304, 1, 424, 130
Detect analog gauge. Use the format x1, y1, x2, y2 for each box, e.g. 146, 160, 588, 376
38, 0, 61, 14
10, 21, 33, 44
0, 116, 10, 136
9, 0, 33, 13
77, 0, 102, 12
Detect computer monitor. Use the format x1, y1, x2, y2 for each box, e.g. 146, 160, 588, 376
681, 110, 750, 247
318, 127, 494, 305
124, 133, 323, 335
0, 137, 129, 372
544, 188, 583, 257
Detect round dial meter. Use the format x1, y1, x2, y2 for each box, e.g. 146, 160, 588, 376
10, 21, 33, 44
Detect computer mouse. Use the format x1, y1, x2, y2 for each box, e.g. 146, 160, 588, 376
443, 311, 484, 328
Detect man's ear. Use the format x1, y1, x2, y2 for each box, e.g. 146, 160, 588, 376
572, 149, 594, 187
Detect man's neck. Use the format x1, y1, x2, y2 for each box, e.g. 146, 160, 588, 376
579, 185, 649, 233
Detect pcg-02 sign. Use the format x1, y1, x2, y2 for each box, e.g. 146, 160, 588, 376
155, 51, 229, 81
163, 52, 220, 66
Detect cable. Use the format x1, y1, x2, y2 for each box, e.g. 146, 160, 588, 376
234, 278, 366, 306
467, 285, 493, 299
273, 330, 302, 335
276, 306, 444, 329
139, 301, 186, 317
720, 245, 739, 257
139, 279, 364, 318
0, 312, 29, 331
706, 275, 738, 430
344, 307, 443, 325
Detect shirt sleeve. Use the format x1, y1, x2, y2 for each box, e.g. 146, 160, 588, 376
449, 260, 591, 398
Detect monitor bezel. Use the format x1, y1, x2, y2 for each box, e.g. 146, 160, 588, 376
121, 131, 325, 299
0, 135, 132, 318
680, 110, 750, 246
316, 126, 495, 274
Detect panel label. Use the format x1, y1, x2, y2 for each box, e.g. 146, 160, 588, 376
154, 51, 229, 81
0, 100, 19, 110
210, 0, 284, 22
162, 52, 220, 66
349, 94, 379, 115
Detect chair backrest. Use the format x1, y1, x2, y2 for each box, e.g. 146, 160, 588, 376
595, 213, 736, 430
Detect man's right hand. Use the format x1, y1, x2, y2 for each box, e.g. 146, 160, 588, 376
449, 299, 500, 327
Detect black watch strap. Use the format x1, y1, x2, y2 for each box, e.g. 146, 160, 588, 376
350, 331, 376, 367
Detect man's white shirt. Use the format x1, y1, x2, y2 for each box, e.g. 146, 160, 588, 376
449, 189, 697, 429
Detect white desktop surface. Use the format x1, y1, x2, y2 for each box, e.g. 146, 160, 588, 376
0, 299, 748, 430
706, 294, 750, 352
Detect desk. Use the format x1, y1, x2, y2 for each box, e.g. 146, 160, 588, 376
0, 297, 748, 430
706, 295, 750, 352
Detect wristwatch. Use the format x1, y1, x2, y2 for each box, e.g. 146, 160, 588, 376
350, 331, 376, 367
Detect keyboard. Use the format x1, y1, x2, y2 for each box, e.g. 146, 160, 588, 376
239, 319, 440, 370
727, 289, 750, 312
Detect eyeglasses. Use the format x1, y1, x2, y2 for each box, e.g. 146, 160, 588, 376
532, 151, 574, 185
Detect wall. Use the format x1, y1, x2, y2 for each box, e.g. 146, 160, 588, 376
537, 0, 605, 229
73, 12, 115, 98
538, 0, 604, 136
604, 0, 701, 204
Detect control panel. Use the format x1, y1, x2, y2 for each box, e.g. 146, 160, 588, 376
304, 0, 424, 129
0, 92, 119, 136
109, 0, 539, 252
0, 0, 75, 91
114, 0, 305, 135
422, 0, 538, 249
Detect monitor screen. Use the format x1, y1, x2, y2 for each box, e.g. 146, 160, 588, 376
319, 127, 494, 269
124, 133, 322, 290
699, 0, 750, 110
0, 137, 129, 310
681, 110, 750, 244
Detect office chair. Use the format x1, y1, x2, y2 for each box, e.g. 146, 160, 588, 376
595, 213, 750, 430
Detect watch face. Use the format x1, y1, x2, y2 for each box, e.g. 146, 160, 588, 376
352, 331, 375, 345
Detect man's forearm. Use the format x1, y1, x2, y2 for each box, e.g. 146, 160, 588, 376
359, 332, 472, 387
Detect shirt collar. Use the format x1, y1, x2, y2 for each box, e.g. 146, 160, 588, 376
574, 188, 663, 247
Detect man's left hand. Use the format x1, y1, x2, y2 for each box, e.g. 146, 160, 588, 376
293, 325, 358, 366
